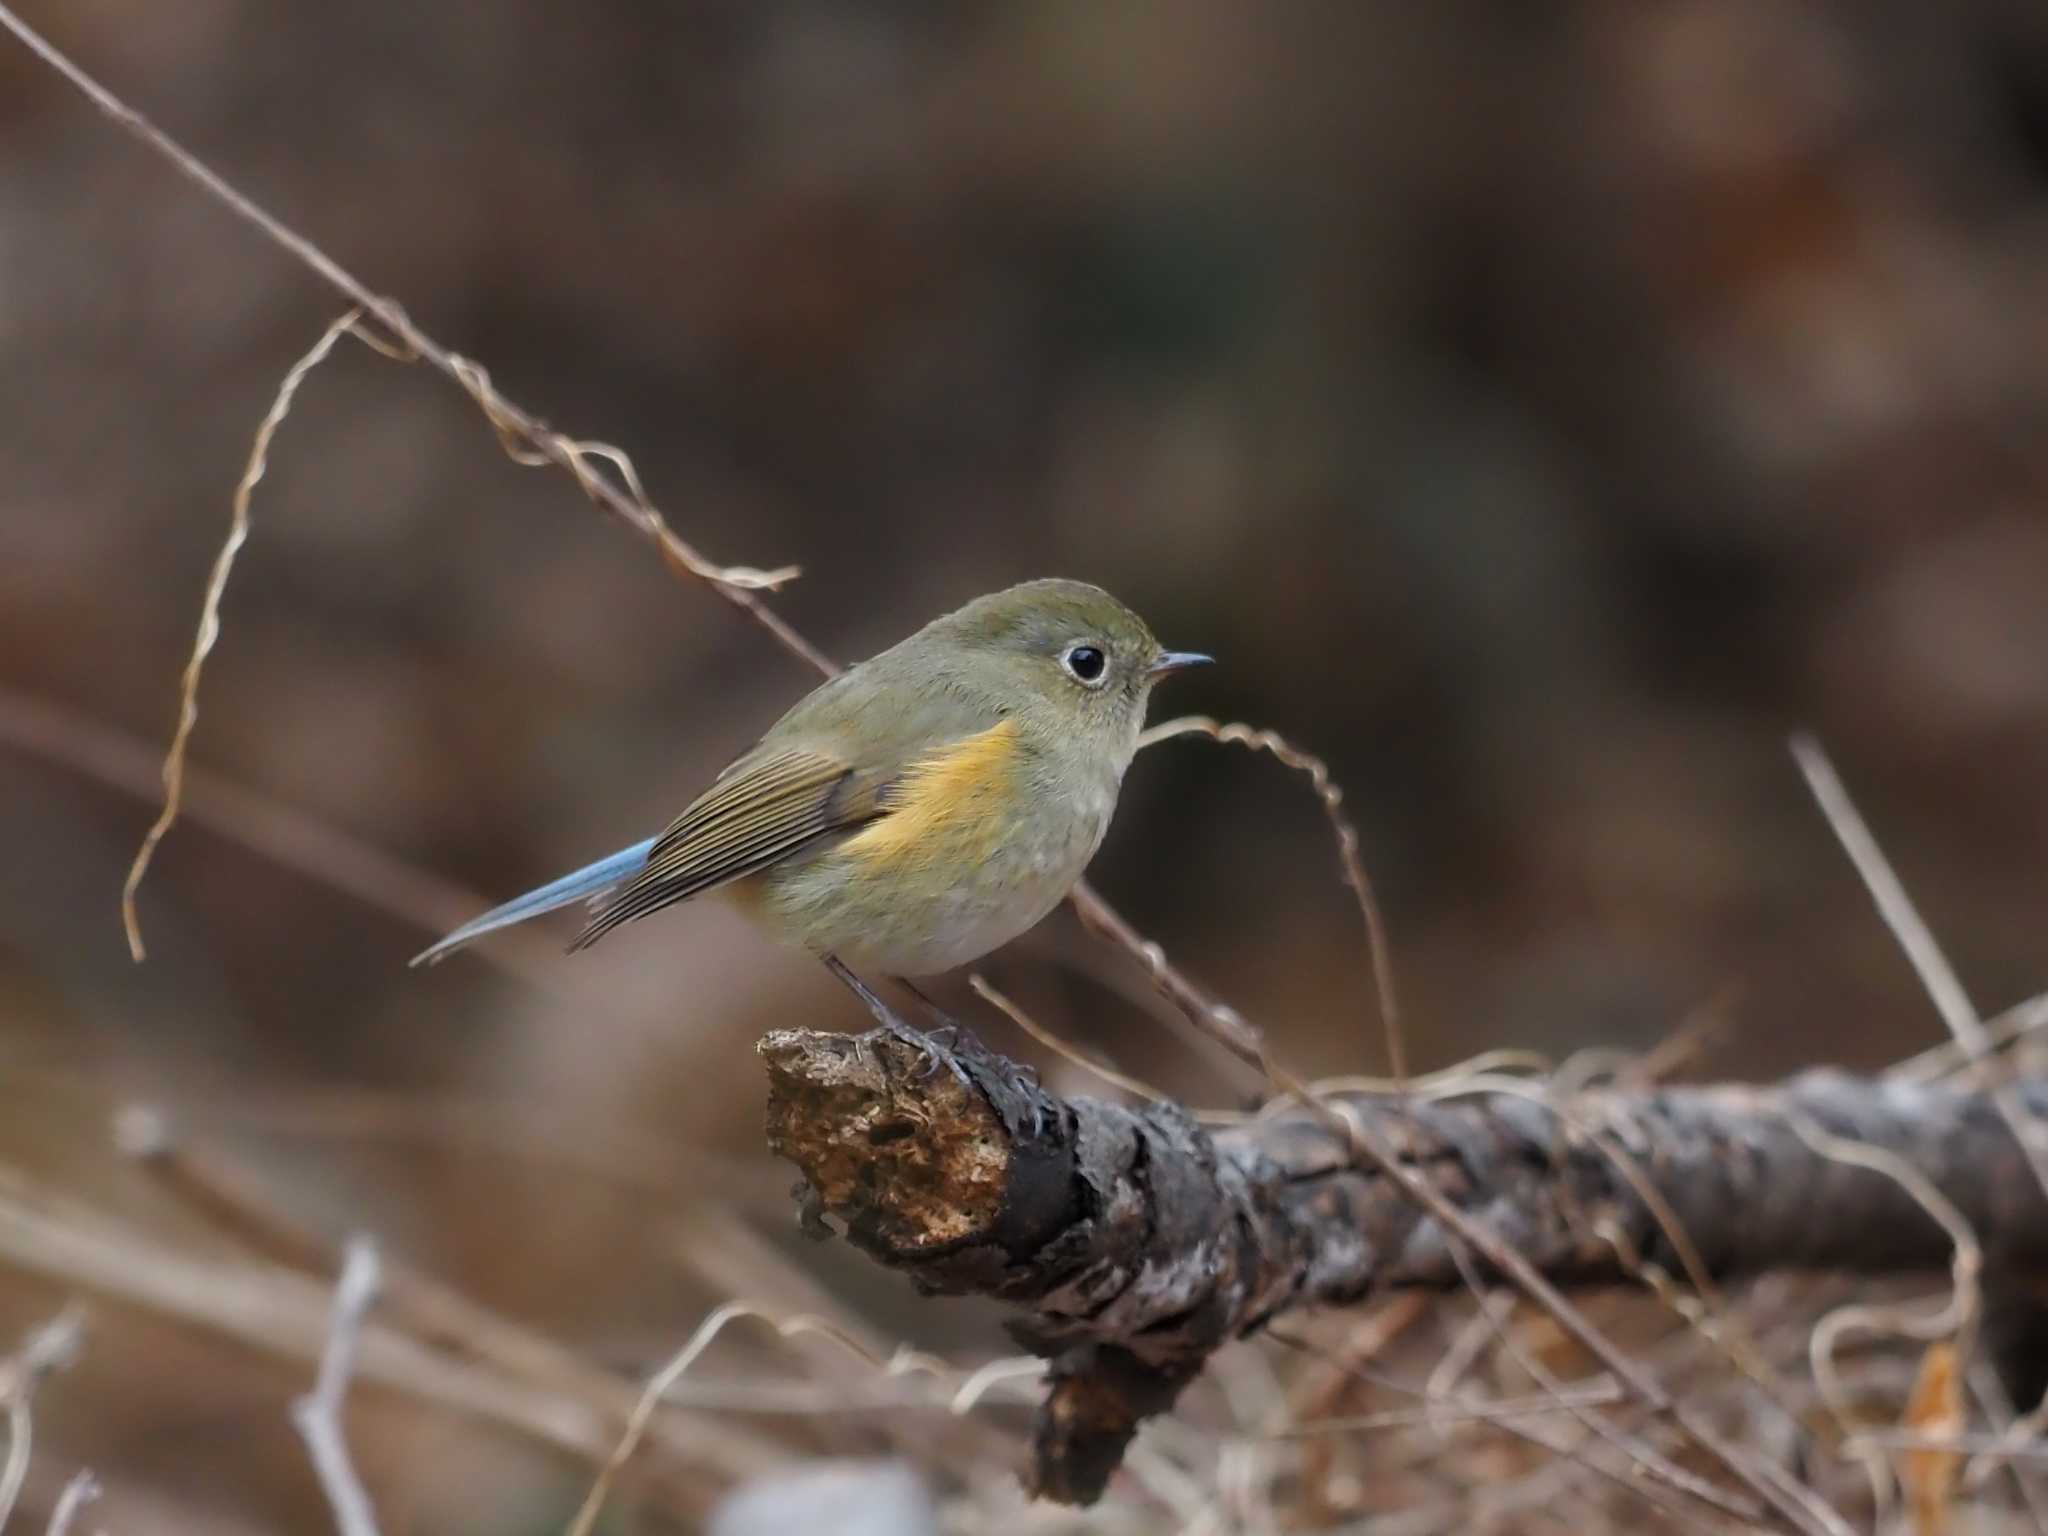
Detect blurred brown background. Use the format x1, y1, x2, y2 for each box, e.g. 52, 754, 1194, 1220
4, 1, 2048, 1530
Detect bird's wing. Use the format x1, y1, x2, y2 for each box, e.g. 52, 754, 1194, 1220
571, 745, 893, 948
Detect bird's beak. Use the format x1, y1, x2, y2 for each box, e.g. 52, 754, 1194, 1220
1148, 650, 1213, 680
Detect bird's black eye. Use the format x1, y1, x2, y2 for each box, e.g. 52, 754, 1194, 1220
1063, 644, 1107, 684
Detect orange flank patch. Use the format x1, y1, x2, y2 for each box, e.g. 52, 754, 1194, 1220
842, 720, 1023, 873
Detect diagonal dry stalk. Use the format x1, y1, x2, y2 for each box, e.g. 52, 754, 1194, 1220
1791, 736, 2048, 1211
1436, 1243, 1760, 1528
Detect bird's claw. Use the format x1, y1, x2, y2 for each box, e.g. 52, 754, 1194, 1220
1024, 1098, 1047, 1141
885, 1019, 973, 1090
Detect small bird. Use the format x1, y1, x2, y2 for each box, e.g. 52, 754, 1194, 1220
414, 579, 1209, 1038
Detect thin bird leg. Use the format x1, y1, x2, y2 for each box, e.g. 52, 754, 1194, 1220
894, 977, 962, 1050
822, 956, 970, 1086
897, 976, 1044, 1137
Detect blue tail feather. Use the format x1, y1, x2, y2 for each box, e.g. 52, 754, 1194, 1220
410, 837, 656, 966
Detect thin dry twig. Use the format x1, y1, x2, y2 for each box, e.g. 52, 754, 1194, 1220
1425, 1291, 1519, 1420
1785, 1107, 1983, 1521
119, 308, 365, 961
116, 1105, 338, 1276
1964, 1379, 2048, 1489
967, 975, 1170, 1104
1063, 878, 1269, 1069
1266, 1328, 1724, 1536
1302, 1084, 1779, 1522
1208, 1050, 1557, 1124
1262, 1381, 1627, 1439
1421, 1073, 1726, 1311
1963, 1364, 2048, 1535
1278, 1292, 1428, 1521
0, 1310, 85, 1536
292, 1236, 384, 1536
1427, 1067, 1812, 1430
1304, 1088, 1851, 1536
1791, 734, 2048, 1206
561, 1297, 1038, 1536
0, 7, 807, 622
1591, 1214, 1798, 1426
1547, 984, 1739, 1098
564, 1303, 957, 1536
0, 684, 572, 988
0, 1165, 784, 1489
1138, 715, 1407, 1081
1893, 990, 2048, 1086
107, 1109, 798, 1489
1439, 1242, 1759, 1527
41, 1472, 98, 1536
1861, 1429, 2048, 1463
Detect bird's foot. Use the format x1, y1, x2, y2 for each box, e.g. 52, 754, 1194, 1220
821, 956, 972, 1089
882, 1016, 973, 1090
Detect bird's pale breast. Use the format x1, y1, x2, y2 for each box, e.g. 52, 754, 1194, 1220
726, 719, 1115, 975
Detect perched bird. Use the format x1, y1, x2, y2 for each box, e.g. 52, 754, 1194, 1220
413, 579, 1209, 1035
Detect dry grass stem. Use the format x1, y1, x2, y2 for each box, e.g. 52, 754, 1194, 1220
0, 1310, 85, 1536
1429, 1066, 1809, 1424
1792, 735, 2048, 1205
1893, 990, 2048, 1085
1139, 714, 1407, 1081
0, 1165, 782, 1485
40, 1471, 97, 1536
1209, 1049, 1556, 1122
1063, 875, 1271, 1069
1439, 1243, 1748, 1528
119, 308, 364, 961
291, 1237, 383, 1536
1864, 1430, 2048, 1462
565, 1303, 959, 1536
0, 6, 812, 638
110, 1118, 799, 1488
1270, 1327, 1725, 1536
116, 1105, 338, 1276
1421, 1073, 1727, 1310
966, 975, 1169, 1104
0, 685, 571, 988
1785, 1107, 1983, 1518
1262, 1380, 1626, 1438
1299, 1090, 1851, 1536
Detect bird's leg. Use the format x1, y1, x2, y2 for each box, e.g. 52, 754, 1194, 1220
822, 957, 969, 1087
900, 976, 1044, 1139
895, 977, 962, 1052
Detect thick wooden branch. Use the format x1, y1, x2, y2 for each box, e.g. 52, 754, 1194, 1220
760, 1027, 2048, 1504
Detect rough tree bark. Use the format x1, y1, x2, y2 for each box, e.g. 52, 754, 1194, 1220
760, 1027, 2048, 1504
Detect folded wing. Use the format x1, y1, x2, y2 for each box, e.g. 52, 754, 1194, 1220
571, 746, 888, 949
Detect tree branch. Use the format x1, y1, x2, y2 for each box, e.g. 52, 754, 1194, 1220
760, 1028, 2048, 1504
